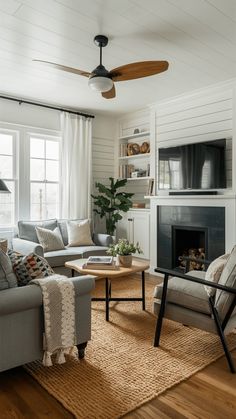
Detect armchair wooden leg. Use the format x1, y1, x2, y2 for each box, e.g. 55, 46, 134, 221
209, 298, 235, 374
77, 342, 87, 359
154, 274, 169, 347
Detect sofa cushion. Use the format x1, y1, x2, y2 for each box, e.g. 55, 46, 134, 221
0, 250, 18, 290
18, 219, 57, 243
58, 219, 84, 246
9, 252, 55, 286
215, 245, 236, 319
67, 219, 94, 247
36, 226, 65, 252
44, 246, 108, 267
154, 270, 211, 315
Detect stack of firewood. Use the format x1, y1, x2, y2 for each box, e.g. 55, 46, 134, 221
178, 247, 205, 271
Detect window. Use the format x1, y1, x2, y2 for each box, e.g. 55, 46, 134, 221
30, 136, 60, 220
0, 125, 60, 228
0, 131, 17, 227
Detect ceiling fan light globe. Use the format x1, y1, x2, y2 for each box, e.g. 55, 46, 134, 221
88, 76, 113, 92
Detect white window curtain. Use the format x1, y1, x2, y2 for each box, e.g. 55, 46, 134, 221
60, 112, 92, 219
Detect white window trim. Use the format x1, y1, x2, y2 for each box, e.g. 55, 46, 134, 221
0, 122, 61, 231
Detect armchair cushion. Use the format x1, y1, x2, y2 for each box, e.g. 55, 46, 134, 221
18, 219, 57, 243
154, 270, 211, 315
215, 245, 236, 319
204, 254, 229, 297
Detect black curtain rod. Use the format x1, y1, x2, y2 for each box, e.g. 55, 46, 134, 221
0, 95, 95, 119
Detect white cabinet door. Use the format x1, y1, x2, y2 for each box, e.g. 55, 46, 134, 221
116, 211, 150, 259
128, 211, 150, 259
116, 213, 128, 241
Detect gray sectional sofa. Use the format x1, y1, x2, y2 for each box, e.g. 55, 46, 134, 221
0, 249, 95, 372
12, 219, 113, 275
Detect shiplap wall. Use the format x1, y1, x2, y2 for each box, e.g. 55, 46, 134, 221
92, 114, 115, 232
117, 109, 151, 205
153, 81, 235, 194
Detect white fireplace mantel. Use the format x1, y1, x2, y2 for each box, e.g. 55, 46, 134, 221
149, 194, 236, 275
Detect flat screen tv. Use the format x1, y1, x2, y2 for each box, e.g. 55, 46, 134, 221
158, 139, 228, 190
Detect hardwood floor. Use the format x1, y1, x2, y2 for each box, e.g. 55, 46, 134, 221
0, 275, 235, 419
1, 351, 235, 419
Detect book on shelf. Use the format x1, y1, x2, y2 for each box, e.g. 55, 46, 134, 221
146, 178, 154, 196
118, 164, 134, 179
119, 143, 127, 157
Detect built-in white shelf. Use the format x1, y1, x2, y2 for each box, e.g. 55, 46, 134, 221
118, 153, 150, 161
119, 176, 151, 181
119, 131, 150, 141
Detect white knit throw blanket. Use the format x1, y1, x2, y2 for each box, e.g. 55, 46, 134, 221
31, 274, 76, 367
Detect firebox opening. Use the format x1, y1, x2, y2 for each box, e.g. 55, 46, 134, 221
172, 226, 208, 271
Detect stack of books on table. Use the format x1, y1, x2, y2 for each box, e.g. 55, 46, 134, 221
83, 256, 118, 270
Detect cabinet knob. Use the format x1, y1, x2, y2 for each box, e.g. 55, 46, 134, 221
128, 218, 133, 222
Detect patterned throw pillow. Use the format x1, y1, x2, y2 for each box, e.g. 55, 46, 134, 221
36, 226, 65, 252
204, 253, 229, 297
8, 250, 54, 286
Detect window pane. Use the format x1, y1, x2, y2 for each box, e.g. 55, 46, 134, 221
30, 138, 45, 158
45, 184, 59, 218
0, 155, 13, 178
30, 183, 45, 220
0, 134, 13, 155
46, 140, 59, 160
45, 204, 59, 219
30, 158, 45, 181
0, 181, 15, 226
46, 160, 59, 181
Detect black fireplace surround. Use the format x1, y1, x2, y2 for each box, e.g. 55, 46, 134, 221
157, 206, 225, 270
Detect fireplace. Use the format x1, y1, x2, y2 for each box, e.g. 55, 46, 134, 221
157, 206, 225, 270
172, 226, 207, 271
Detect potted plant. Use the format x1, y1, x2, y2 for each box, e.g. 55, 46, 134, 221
91, 177, 134, 236
107, 238, 142, 267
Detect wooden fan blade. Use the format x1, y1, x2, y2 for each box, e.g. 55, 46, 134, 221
33, 60, 91, 77
102, 84, 116, 99
110, 61, 169, 82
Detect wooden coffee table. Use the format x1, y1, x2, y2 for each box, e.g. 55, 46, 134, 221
65, 259, 149, 321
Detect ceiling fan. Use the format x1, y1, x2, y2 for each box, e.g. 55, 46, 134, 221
33, 35, 169, 99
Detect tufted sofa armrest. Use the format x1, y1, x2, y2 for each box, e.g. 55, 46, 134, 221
93, 233, 113, 247
12, 238, 44, 257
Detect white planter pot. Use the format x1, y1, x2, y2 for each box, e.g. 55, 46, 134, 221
117, 254, 132, 268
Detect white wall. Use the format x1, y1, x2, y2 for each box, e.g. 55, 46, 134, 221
0, 99, 60, 131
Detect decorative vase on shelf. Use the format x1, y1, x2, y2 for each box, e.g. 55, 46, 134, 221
117, 254, 132, 268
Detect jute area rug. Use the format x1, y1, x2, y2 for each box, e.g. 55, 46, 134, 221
25, 275, 236, 419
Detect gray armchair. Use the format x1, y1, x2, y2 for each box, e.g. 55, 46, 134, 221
0, 275, 95, 372
153, 253, 236, 373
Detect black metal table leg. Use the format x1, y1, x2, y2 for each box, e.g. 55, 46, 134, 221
154, 273, 168, 347
142, 271, 145, 310
105, 277, 110, 322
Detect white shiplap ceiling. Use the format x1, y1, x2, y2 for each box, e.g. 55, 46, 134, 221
0, 0, 235, 115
